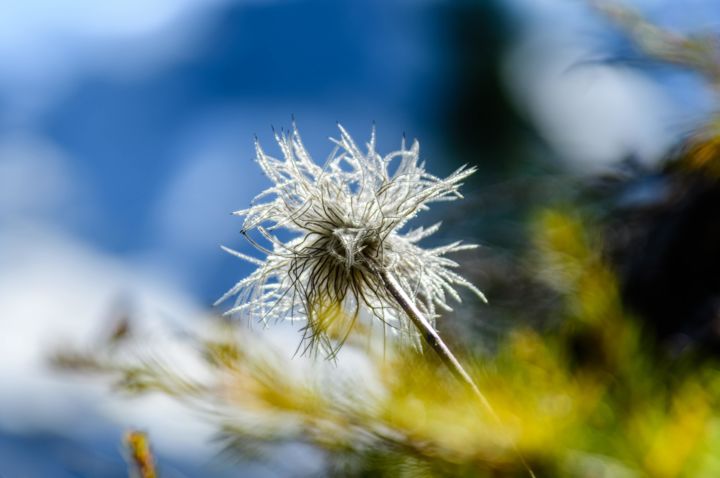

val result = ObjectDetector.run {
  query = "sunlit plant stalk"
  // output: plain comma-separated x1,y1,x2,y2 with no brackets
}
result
378,268,498,418
125,430,157,478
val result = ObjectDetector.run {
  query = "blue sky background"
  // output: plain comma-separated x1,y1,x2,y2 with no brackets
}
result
1,0,456,304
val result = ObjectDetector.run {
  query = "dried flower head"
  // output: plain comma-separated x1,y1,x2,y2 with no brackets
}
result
217,125,484,355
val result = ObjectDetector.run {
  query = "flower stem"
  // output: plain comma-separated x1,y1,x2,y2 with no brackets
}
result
379,269,536,478
379,270,496,414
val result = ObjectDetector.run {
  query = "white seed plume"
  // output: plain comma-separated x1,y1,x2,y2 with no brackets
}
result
217,125,485,355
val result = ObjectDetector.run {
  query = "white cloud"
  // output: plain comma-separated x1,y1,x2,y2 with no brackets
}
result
0,221,375,470
151,125,263,256
503,0,719,174
504,34,673,171
0,223,217,460
0,135,90,224
0,0,247,123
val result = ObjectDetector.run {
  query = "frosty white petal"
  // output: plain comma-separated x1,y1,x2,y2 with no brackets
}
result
219,125,483,354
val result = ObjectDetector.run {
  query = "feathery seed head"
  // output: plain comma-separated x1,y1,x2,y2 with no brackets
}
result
218,125,484,355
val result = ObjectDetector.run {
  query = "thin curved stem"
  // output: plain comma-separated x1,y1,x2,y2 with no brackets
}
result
378,269,536,478
378,270,496,415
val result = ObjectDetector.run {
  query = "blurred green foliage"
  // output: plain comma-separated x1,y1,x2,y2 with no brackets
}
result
53,208,720,477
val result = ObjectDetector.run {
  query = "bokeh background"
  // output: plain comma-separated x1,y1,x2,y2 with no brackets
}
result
0,0,717,476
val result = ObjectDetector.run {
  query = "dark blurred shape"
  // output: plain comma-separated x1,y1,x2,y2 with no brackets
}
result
434,0,537,175
567,327,612,371
602,137,720,356
423,1,565,343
